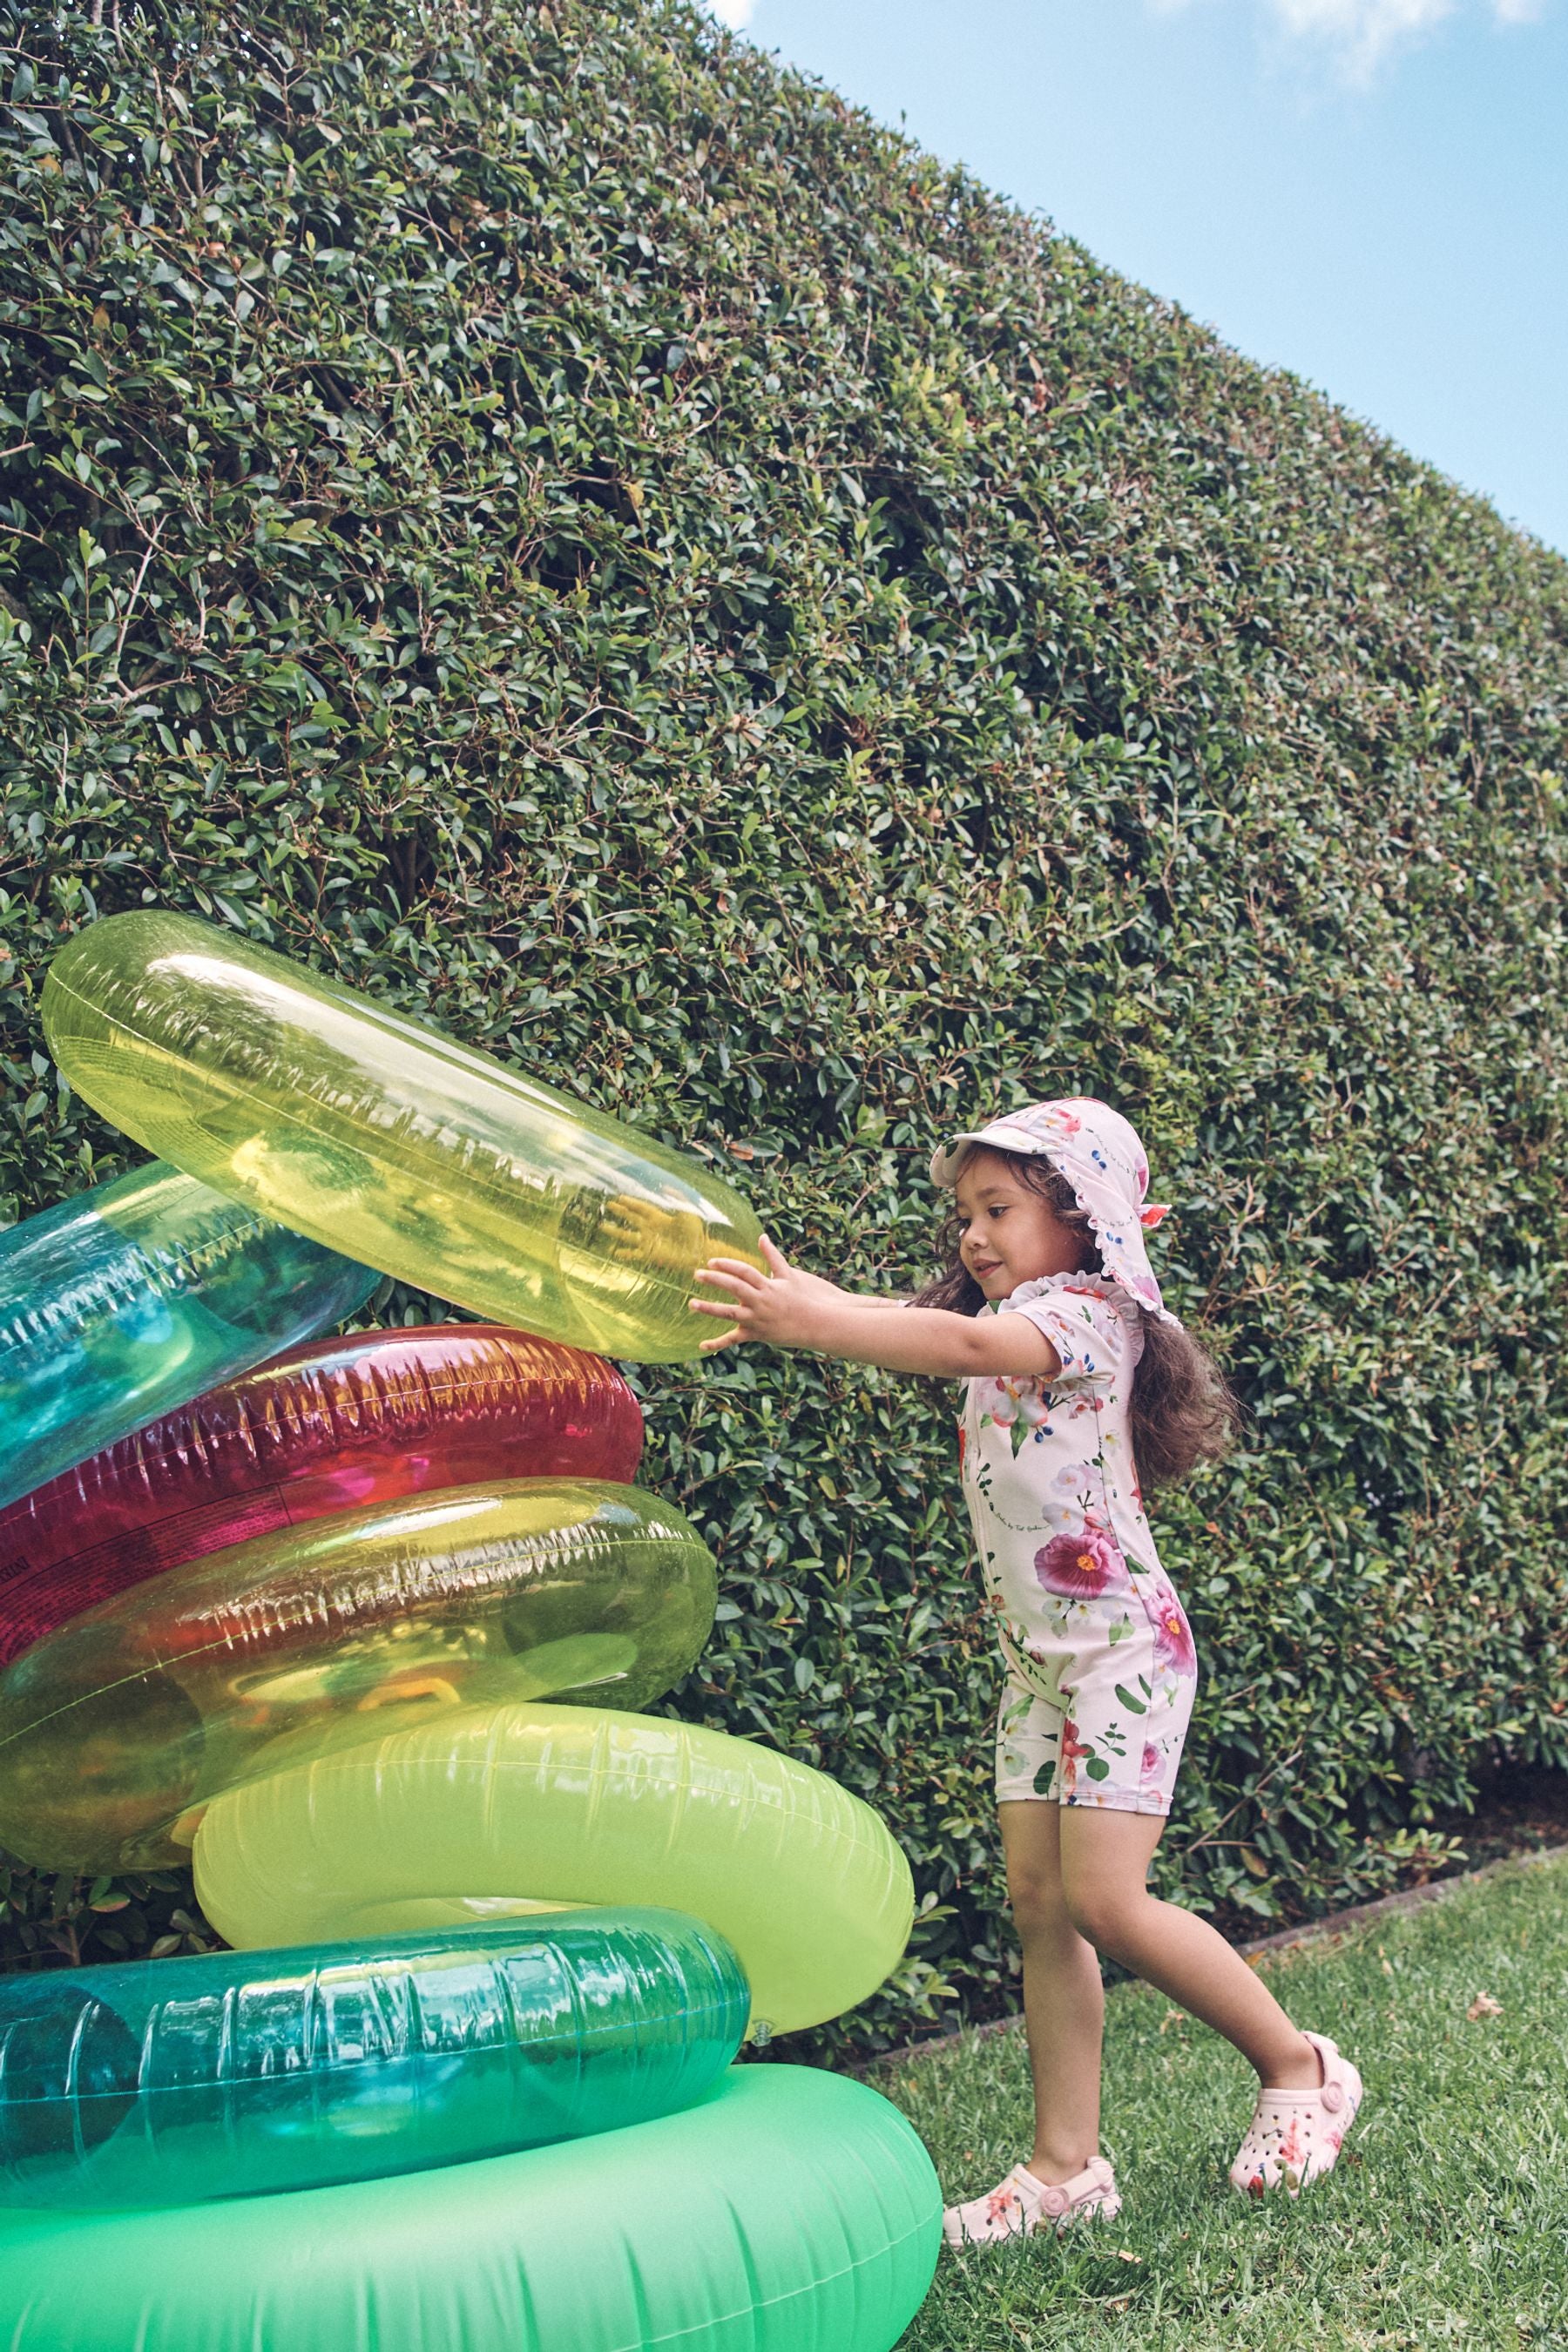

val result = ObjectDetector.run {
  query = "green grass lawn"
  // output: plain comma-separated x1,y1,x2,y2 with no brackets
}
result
883,1854,1568,2350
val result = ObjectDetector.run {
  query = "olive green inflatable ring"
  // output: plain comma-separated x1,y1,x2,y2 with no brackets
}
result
0,1483,716,1874
42,910,764,1362
195,1701,915,2036
0,2065,941,2352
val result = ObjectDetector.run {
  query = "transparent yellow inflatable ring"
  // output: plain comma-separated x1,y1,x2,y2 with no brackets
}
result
42,910,765,1362
0,1484,717,1875
194,1701,917,2038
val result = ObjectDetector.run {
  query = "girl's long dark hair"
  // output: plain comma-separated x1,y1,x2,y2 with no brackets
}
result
910,1152,1245,1499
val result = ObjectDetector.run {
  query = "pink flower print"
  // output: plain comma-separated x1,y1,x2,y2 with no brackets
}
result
985,1384,1019,1428
1051,1462,1099,1499
985,2186,1021,2226
983,1377,1051,1456
1148,1587,1197,1676
1278,2115,1307,2178
1058,1718,1091,1797
1140,1740,1162,1783
1034,1526,1130,1600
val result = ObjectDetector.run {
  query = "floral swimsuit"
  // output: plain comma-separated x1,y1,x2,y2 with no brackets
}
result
959,1269,1199,1815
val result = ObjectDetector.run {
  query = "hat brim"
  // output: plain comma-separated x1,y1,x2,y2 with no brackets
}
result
929,1125,1060,1189
929,1137,983,1189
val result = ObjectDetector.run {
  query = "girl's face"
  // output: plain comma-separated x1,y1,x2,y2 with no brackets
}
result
953,1149,1092,1304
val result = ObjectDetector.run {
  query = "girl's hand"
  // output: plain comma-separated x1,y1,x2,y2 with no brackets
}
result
599,1196,706,1277
690,1235,848,1354
693,1246,1062,1378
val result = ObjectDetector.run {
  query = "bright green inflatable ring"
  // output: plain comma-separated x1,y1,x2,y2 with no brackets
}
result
42,910,764,1362
0,2066,941,2352
0,1483,716,1874
195,1701,916,2037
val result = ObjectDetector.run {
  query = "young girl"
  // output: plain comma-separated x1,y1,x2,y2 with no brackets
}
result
692,1096,1363,2240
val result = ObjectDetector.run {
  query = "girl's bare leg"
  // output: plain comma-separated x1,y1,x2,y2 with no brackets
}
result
1055,1806,1321,2088
999,1799,1111,2182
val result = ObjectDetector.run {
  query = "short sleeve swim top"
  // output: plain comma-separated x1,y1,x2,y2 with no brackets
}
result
958,1268,1182,1698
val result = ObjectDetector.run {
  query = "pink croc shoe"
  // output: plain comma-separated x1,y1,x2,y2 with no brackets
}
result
1229,2029,1364,2199
943,2154,1121,2247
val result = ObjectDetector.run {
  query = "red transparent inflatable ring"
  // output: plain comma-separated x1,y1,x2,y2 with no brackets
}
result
0,1325,643,1667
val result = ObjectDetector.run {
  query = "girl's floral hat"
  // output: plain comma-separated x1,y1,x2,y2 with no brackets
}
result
929,1096,1184,1330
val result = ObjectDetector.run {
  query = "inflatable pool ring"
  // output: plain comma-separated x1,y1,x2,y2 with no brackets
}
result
0,1484,717,1872
0,1907,747,2207
0,1160,375,1515
0,2064,940,2352
194,1700,916,2036
0,1326,645,1668
43,911,765,1362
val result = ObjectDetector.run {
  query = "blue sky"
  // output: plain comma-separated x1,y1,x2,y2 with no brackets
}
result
706,0,1567,558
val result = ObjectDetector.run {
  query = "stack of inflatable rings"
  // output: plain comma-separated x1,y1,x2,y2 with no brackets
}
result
0,913,940,2352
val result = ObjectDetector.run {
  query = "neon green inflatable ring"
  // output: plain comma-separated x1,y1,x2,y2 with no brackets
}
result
195,1700,916,2038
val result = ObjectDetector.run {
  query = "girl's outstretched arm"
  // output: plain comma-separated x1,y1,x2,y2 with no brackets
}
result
693,1238,1061,1381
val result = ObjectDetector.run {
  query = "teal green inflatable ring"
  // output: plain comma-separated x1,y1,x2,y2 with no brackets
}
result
0,1909,747,2207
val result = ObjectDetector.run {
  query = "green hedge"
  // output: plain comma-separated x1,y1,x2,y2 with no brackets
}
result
2,0,1565,2056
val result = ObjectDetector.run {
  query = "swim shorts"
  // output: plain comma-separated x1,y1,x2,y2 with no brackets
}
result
993,1608,1198,1816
